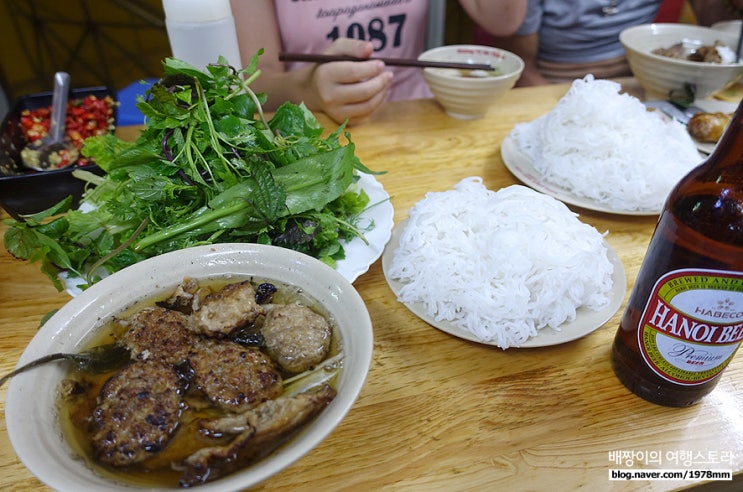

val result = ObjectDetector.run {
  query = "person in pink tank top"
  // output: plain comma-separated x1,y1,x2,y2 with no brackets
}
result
231,1,527,125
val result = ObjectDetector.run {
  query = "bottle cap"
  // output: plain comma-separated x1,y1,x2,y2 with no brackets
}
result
162,0,233,23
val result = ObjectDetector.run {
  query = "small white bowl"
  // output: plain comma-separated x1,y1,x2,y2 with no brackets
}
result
5,243,373,491
620,23,743,100
418,44,524,120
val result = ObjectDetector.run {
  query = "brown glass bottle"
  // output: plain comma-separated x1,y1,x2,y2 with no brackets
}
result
611,100,743,407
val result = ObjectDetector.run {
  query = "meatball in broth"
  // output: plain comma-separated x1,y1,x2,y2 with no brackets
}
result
262,304,332,374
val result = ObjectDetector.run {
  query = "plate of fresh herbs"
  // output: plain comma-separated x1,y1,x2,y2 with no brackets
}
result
3,53,392,292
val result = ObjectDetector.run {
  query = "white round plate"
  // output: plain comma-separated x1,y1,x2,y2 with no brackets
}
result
62,173,393,295
500,134,660,216
382,220,627,348
7,243,374,492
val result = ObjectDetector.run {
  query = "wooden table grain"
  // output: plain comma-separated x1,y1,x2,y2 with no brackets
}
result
1,81,741,491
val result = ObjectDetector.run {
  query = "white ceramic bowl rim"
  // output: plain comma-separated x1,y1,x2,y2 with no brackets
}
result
620,23,743,68
5,243,374,492
711,19,742,36
418,44,525,82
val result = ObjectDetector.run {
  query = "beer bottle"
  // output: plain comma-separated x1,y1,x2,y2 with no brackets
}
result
611,101,743,407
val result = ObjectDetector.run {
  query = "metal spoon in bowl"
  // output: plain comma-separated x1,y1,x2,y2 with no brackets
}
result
20,71,79,172
0,344,131,388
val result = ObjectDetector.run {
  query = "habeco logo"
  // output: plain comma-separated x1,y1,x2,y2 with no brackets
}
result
638,269,743,385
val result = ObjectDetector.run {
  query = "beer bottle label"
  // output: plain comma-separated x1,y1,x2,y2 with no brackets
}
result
637,268,743,385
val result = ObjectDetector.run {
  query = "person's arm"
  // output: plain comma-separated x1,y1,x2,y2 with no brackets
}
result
230,0,392,125
458,0,528,37
489,32,548,86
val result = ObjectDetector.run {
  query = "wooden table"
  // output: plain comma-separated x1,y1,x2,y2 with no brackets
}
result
1,81,741,491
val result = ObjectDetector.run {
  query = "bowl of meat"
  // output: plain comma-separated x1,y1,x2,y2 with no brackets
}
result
4,243,373,491
0,86,116,219
620,23,743,100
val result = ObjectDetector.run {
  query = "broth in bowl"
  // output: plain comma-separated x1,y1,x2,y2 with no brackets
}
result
57,276,342,488
5,243,373,492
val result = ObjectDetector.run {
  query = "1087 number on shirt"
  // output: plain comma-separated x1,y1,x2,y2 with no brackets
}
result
326,14,406,51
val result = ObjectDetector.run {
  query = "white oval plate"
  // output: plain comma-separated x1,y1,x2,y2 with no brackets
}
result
7,243,374,492
500,134,660,216
335,172,394,282
382,220,627,348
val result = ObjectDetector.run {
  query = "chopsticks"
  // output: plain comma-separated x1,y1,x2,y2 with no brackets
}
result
279,52,496,71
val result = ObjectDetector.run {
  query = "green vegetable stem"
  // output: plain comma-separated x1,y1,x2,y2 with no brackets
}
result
3,53,381,292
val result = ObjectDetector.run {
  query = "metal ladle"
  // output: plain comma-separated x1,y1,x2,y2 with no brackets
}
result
20,71,79,171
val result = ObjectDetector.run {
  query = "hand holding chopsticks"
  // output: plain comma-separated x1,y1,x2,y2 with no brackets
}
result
279,52,496,71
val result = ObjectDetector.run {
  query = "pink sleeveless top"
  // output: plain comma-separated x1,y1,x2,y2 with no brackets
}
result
274,0,433,101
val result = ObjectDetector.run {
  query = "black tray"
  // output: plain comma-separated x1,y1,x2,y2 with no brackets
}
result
0,86,116,220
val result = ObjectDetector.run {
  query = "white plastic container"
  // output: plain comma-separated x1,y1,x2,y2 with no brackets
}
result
162,0,242,70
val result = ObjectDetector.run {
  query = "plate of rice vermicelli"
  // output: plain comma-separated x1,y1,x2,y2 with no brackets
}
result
382,177,626,349
501,76,704,216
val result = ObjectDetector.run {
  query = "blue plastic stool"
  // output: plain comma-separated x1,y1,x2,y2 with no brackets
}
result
117,78,158,126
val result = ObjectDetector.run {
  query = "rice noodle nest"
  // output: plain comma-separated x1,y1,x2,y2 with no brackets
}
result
510,75,702,212
387,177,615,349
